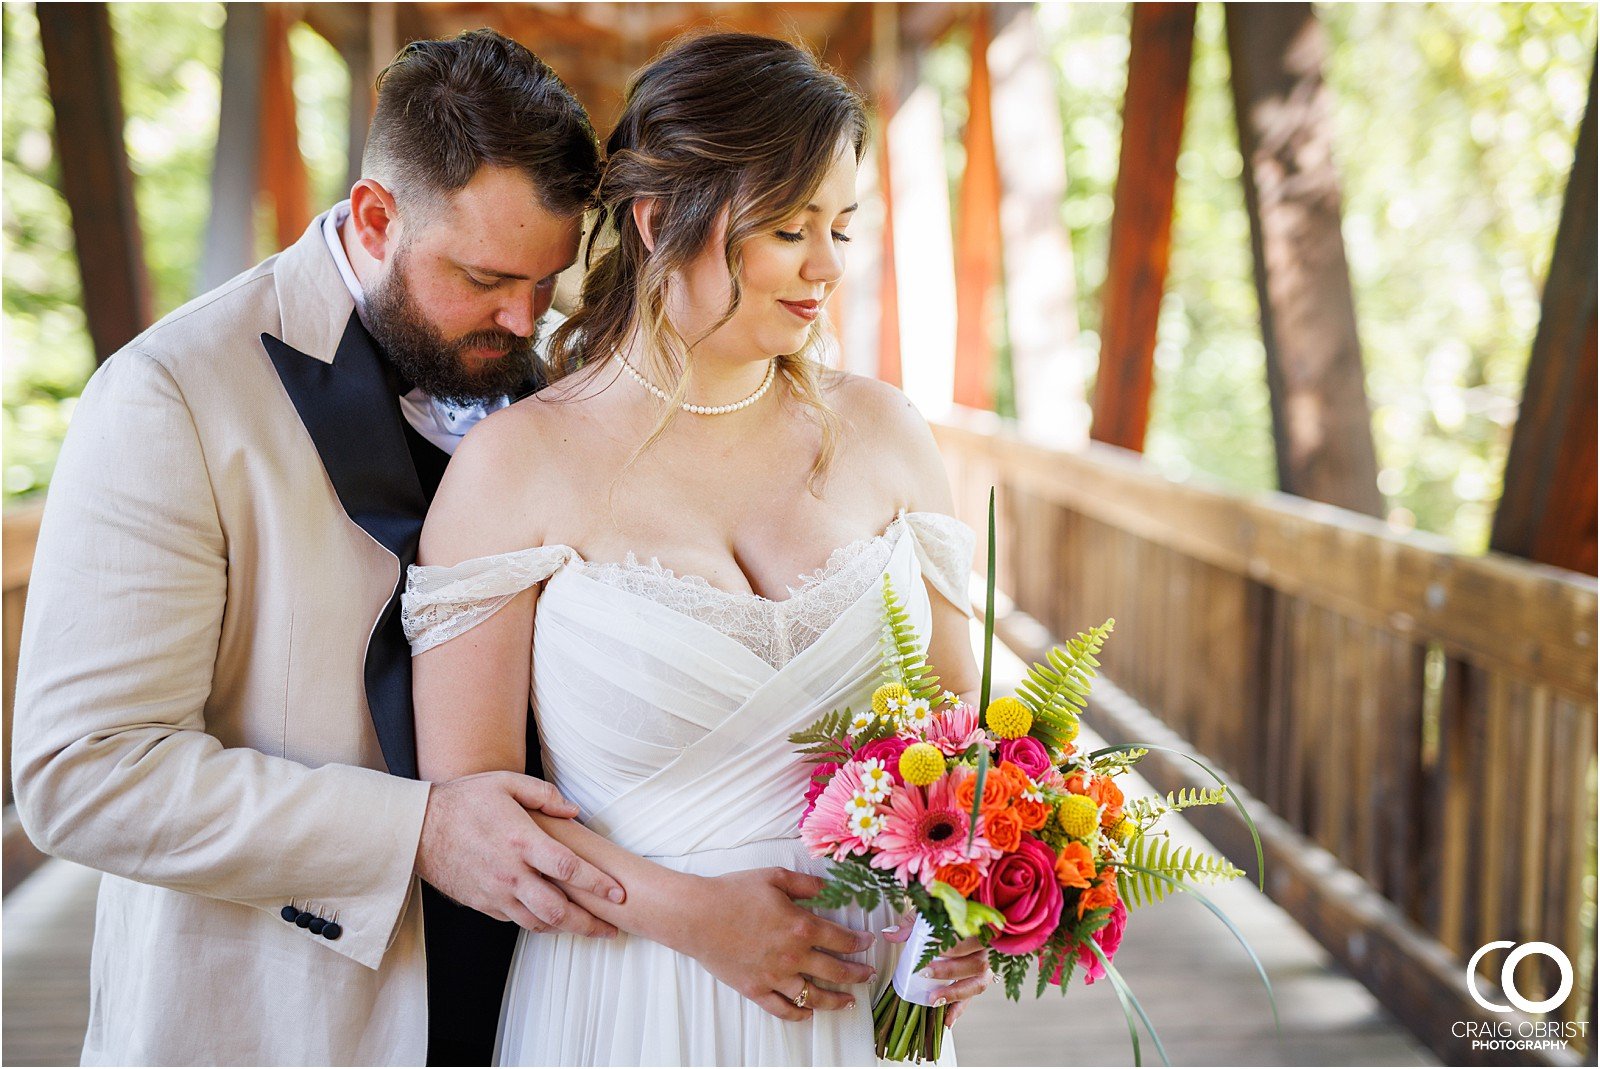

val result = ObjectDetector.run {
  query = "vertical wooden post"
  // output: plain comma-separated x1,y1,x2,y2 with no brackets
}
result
199,2,265,291
952,6,1003,411
873,3,902,388
259,6,312,250
1226,3,1383,515
36,2,151,364
1490,56,1597,576
1090,3,1195,452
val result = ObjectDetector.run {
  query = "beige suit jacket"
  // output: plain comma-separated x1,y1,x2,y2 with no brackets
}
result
12,216,434,1065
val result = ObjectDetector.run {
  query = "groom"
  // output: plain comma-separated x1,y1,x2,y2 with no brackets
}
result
11,30,622,1066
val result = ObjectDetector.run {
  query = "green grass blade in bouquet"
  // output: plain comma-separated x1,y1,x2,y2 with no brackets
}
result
967,487,996,851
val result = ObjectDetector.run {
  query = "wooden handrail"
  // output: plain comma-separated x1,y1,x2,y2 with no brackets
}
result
934,411,1597,698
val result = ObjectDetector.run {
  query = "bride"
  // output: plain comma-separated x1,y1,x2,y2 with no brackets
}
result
404,33,991,1065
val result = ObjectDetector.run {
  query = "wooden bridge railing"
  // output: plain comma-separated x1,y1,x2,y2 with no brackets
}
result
934,411,1597,1067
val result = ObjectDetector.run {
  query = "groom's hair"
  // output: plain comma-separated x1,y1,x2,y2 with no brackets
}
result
363,29,600,218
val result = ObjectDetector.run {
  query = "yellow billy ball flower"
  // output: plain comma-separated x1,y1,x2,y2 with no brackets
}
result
898,743,947,787
1063,716,1081,742
1111,816,1136,844
872,683,912,719
1056,795,1099,840
985,697,1033,739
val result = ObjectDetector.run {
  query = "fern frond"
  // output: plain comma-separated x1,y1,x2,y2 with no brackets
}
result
1013,619,1114,754
1117,832,1245,908
1090,747,1147,777
801,862,908,912
880,574,942,702
788,709,855,748
1123,786,1231,828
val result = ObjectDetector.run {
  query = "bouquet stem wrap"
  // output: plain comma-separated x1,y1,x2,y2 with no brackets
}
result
873,915,946,1063
890,916,944,1006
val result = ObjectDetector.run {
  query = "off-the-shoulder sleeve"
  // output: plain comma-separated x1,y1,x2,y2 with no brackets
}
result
402,545,576,654
904,512,977,617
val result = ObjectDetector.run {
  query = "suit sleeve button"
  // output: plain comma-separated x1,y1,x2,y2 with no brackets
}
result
295,912,314,928
321,922,342,941
308,918,327,935
280,906,299,923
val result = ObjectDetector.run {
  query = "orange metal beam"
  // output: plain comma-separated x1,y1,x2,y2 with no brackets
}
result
952,6,1002,411
1090,2,1195,452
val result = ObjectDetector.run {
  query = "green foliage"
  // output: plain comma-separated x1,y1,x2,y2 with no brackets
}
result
1124,786,1231,830
990,947,1032,1002
787,707,893,765
1033,904,1112,999
1118,833,1245,908
1090,746,1148,777
1034,2,1597,553
1014,618,1114,755
801,862,909,914
879,574,942,703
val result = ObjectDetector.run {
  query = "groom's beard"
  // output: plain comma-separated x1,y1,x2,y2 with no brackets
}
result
365,247,540,406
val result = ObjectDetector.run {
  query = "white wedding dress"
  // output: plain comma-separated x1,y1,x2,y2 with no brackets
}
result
403,511,974,1066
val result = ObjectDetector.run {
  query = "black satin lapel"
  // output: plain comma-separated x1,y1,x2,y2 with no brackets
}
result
262,312,423,779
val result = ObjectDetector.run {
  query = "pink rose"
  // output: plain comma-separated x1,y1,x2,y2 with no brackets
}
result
1077,899,1128,984
801,762,839,821
997,736,1051,782
854,736,911,784
976,838,1063,955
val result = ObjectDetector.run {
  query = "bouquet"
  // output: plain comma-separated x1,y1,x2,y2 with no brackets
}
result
791,492,1271,1064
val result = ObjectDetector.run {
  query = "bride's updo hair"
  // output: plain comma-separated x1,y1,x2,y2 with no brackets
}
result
546,32,868,484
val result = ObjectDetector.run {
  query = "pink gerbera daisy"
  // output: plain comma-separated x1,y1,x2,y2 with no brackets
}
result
799,761,882,861
871,775,1001,885
924,703,989,756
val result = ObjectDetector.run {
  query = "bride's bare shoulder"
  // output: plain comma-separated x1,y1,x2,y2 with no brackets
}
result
823,372,952,511
418,374,606,563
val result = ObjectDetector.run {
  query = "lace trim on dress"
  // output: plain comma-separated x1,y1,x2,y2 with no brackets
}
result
400,512,976,666
402,544,575,654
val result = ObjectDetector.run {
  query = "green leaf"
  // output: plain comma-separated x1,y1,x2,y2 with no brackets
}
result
927,880,1006,939
1014,619,1115,756
1089,742,1266,891
1118,833,1244,907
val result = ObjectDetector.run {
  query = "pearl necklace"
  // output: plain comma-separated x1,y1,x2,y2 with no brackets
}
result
614,354,777,415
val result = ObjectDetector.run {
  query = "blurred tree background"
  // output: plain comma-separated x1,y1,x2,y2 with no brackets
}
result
4,2,1595,556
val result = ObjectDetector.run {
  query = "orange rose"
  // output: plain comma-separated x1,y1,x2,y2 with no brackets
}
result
1055,841,1095,889
1090,776,1125,826
1063,770,1092,796
986,808,1023,852
1077,867,1120,918
933,861,982,897
1013,796,1052,831
956,766,1019,814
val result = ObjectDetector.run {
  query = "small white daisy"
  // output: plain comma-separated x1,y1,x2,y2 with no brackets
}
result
849,811,887,842
859,759,893,802
848,710,876,735
902,697,934,731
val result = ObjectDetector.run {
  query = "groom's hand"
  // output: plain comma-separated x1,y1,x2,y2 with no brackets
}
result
415,771,625,937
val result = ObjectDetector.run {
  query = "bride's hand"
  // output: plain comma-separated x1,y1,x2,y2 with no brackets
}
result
670,867,877,1022
883,913,994,1026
